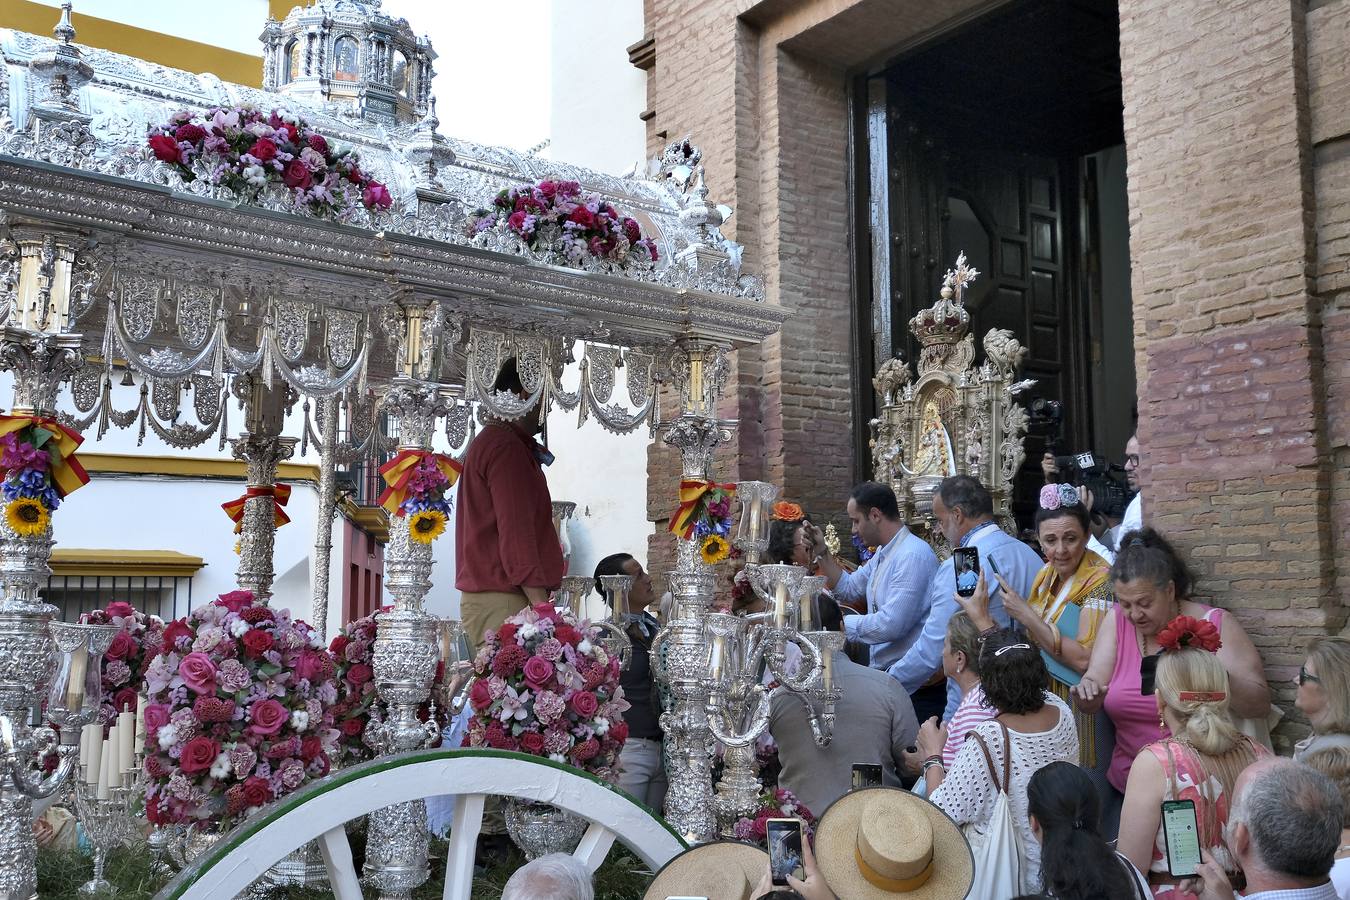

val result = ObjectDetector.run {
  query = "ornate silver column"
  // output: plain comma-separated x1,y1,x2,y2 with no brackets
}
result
309,393,340,640
229,376,297,602
364,303,451,900
0,221,92,900
652,339,733,842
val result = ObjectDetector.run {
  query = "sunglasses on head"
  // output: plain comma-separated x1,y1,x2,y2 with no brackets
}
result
1299,666,1321,686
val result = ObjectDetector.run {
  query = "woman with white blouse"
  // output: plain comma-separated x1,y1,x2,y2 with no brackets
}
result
917,627,1081,895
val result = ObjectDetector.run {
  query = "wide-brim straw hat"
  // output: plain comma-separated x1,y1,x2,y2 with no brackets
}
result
643,840,769,900
814,787,973,899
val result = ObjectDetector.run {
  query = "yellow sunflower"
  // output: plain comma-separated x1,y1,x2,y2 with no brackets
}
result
409,508,448,544
700,533,730,565
5,497,50,537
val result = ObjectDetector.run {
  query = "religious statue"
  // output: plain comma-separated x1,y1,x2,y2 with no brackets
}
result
903,398,957,478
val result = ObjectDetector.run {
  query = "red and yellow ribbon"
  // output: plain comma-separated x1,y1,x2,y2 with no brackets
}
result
667,478,735,540
222,484,292,533
0,413,90,498
377,449,462,516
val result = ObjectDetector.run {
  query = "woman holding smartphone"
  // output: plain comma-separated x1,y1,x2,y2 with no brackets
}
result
1116,629,1269,897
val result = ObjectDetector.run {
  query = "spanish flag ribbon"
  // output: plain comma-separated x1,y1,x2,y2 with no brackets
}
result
377,449,462,516
667,478,736,540
0,414,90,498
222,484,292,533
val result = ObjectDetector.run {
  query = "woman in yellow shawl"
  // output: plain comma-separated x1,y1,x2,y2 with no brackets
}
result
957,483,1112,754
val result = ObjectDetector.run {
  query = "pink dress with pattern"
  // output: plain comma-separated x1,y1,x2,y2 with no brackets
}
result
1144,736,1270,898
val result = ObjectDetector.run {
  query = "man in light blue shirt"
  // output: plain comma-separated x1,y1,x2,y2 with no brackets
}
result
885,475,1043,722
806,483,939,702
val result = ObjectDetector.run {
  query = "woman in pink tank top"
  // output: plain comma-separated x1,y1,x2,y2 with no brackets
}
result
1072,530,1270,795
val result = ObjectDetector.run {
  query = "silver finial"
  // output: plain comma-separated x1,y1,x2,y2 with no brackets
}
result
54,2,76,45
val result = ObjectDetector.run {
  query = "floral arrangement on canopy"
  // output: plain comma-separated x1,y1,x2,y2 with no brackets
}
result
668,479,735,566
377,450,462,544
328,611,452,764
0,415,89,536
466,603,629,779
142,591,339,826
80,601,166,728
732,786,815,845
467,178,660,269
147,106,393,221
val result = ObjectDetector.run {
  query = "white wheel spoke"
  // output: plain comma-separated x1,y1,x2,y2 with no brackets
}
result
317,826,362,900
442,793,485,900
572,822,617,871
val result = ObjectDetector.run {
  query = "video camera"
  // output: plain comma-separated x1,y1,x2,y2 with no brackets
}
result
1026,397,1133,520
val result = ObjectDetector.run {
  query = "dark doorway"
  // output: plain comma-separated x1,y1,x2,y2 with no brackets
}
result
852,0,1133,527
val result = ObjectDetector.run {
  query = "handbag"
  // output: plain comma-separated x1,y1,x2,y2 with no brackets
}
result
964,722,1024,899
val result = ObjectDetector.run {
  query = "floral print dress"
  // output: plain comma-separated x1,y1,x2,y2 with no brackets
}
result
1145,736,1271,898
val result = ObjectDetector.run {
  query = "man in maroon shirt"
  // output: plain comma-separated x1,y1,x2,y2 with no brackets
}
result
455,358,565,651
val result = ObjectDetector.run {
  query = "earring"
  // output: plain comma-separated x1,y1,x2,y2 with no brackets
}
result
1159,711,1167,730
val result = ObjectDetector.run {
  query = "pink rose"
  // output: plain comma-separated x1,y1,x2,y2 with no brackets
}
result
537,180,559,200
362,181,392,210
293,649,324,682
179,736,220,775
215,590,254,613
469,679,492,711
105,631,136,660
104,602,136,619
178,652,218,695
143,704,171,732
570,691,599,718
248,699,288,736
282,159,313,190
522,656,554,689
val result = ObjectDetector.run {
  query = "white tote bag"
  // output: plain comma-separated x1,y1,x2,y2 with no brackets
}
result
963,723,1024,899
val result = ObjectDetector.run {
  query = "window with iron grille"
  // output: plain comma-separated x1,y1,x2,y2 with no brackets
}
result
44,573,194,623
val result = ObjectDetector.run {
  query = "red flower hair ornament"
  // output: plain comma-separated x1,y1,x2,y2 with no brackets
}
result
1157,615,1222,654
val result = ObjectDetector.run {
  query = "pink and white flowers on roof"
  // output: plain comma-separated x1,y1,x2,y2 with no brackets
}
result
147,106,392,222
467,178,660,270
142,590,338,827
466,602,629,780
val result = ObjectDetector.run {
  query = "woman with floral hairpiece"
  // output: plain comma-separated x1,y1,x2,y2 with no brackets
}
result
958,483,1114,765
1116,626,1269,897
1071,529,1270,821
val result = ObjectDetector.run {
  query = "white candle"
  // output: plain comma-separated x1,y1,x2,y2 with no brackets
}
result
709,635,726,680
84,728,102,786
774,581,788,629
65,645,88,712
117,711,135,772
134,694,147,755
800,593,814,631
823,651,834,694
96,740,111,800
748,499,762,542
106,724,120,777
79,723,96,772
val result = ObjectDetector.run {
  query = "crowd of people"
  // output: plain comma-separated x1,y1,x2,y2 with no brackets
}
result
451,361,1346,899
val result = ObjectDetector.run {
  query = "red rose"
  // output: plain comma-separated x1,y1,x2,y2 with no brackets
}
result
241,775,272,807
179,736,220,775
519,731,546,754
507,210,532,234
104,601,136,619
282,159,313,190
113,688,138,712
568,206,596,229
241,629,274,658
340,717,365,737
622,217,642,244
174,123,206,144
554,625,581,646
752,810,773,840
245,137,277,162
345,165,363,184
307,133,329,154
570,691,599,718
609,721,629,744
215,590,255,612
162,619,193,649
248,699,288,736
281,122,300,145
299,736,323,761
149,134,181,163
469,679,493,711
498,623,519,643
146,794,166,825
105,631,136,660
346,663,373,686
329,635,350,655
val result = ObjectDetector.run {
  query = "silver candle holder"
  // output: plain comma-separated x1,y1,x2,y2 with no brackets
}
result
733,481,778,565
432,618,473,718
71,753,145,895
554,575,595,620
595,574,635,670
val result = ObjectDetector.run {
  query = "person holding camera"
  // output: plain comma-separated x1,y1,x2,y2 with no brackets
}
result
1041,450,1123,563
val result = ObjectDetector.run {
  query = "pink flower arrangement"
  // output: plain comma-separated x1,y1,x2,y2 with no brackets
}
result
142,591,338,826
467,179,659,269
147,106,392,222
732,787,815,845
80,602,166,728
465,603,629,780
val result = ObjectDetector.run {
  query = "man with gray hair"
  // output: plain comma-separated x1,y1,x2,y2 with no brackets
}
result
1185,757,1343,900
501,853,594,900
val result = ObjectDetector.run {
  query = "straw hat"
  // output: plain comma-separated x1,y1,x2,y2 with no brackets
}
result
813,788,973,899
643,840,769,900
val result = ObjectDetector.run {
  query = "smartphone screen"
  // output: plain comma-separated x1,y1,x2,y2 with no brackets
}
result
851,763,883,790
1162,799,1201,877
1140,654,1160,696
766,818,805,886
953,546,980,597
